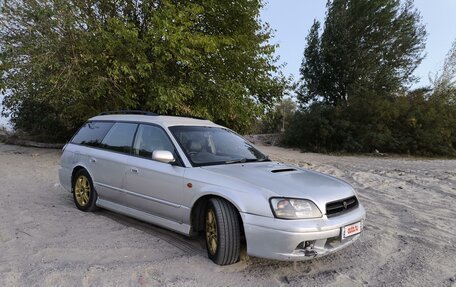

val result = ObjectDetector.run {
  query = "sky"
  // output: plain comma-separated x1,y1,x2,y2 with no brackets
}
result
1,0,456,128
261,0,456,88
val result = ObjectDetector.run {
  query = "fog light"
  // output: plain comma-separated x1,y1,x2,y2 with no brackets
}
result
304,241,315,249
297,241,315,250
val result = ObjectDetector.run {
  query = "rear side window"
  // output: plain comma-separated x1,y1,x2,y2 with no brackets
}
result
100,122,138,154
71,121,114,147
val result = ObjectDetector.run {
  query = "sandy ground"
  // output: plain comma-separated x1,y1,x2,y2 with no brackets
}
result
0,142,455,287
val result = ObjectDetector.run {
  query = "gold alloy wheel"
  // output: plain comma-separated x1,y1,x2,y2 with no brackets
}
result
74,175,91,207
205,209,218,255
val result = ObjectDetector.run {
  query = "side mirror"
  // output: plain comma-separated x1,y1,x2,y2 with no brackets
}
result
152,150,175,164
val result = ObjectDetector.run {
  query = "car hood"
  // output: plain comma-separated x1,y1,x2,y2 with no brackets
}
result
201,161,355,212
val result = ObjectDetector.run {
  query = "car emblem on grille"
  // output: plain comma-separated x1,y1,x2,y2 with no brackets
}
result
343,201,348,209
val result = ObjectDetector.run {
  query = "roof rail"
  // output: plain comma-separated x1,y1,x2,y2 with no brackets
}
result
98,110,158,116
187,116,207,120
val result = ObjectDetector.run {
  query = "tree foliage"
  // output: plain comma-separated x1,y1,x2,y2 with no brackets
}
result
0,0,286,141
285,88,456,156
431,39,456,104
254,97,296,134
298,0,426,106
297,20,321,104
286,0,456,156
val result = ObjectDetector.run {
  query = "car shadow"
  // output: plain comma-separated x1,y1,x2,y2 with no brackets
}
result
95,209,207,257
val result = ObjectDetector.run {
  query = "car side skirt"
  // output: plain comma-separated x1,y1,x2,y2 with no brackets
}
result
96,199,192,236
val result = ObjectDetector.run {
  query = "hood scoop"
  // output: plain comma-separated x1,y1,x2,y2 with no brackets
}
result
271,168,297,173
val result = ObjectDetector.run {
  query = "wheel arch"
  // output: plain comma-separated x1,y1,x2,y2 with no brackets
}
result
190,194,245,239
71,165,90,192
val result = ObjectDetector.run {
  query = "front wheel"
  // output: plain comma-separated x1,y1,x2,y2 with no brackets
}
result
205,198,241,265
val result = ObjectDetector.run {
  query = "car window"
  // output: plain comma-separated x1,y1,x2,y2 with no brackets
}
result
71,121,114,147
133,124,176,159
100,122,137,154
169,126,267,166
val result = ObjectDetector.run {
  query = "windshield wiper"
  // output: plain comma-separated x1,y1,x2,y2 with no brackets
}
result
257,155,270,162
225,157,269,164
224,158,248,164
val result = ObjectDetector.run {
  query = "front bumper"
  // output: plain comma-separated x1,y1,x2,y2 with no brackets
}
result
241,205,366,261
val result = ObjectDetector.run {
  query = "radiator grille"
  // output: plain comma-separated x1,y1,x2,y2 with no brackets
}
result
326,196,358,217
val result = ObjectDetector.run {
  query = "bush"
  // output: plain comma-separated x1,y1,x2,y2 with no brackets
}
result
10,98,70,143
284,90,456,157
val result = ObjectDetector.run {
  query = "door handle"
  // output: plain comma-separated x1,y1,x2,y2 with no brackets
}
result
131,168,139,173
90,158,97,163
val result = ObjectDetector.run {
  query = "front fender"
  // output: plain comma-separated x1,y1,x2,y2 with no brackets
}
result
183,168,277,219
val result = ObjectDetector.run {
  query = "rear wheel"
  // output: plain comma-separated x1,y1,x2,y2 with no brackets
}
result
205,198,240,265
73,169,98,212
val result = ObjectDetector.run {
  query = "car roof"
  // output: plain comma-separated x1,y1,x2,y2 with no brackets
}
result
88,114,222,128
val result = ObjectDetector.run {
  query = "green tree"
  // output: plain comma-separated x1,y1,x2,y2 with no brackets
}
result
314,0,426,106
256,98,296,134
431,39,456,103
0,0,286,141
297,20,321,105
287,0,435,154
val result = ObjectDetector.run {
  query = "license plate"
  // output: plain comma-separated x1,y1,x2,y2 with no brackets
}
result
341,221,362,239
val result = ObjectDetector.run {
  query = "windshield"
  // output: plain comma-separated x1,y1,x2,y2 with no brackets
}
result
169,126,269,167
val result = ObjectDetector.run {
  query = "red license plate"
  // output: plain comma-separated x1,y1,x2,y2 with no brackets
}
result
341,221,362,239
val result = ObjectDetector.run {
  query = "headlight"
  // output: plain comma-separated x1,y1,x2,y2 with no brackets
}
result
270,198,322,219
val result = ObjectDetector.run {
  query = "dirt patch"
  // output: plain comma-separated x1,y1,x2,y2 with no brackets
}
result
0,143,455,286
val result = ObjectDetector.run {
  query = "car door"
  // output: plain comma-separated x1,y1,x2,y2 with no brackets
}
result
90,122,138,205
123,124,186,223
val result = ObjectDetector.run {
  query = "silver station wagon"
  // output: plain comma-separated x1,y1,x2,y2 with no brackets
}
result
59,111,365,265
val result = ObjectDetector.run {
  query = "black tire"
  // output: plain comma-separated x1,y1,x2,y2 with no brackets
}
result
204,198,241,265
72,169,98,212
